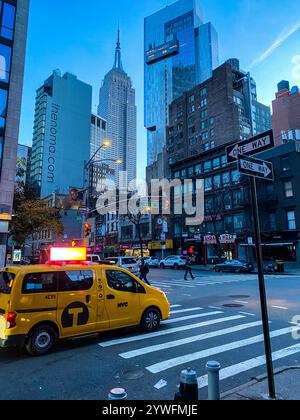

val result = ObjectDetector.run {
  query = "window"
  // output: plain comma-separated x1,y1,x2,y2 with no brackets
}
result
200,98,207,107
200,120,208,130
59,271,93,292
233,214,245,231
284,181,294,198
200,87,207,96
268,213,277,231
222,171,230,186
195,164,202,175
281,157,290,172
231,169,240,184
213,157,220,170
221,155,227,167
188,167,194,176
188,95,195,103
201,131,209,141
213,174,221,189
210,117,215,126
210,128,215,137
204,160,212,173
287,211,296,230
188,116,195,125
200,109,208,118
22,272,58,294
1,2,16,40
0,43,12,83
188,126,195,136
0,271,15,295
189,105,195,114
205,177,212,192
106,270,136,293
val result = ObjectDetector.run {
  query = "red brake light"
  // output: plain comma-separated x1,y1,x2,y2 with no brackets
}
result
7,312,17,329
50,247,87,262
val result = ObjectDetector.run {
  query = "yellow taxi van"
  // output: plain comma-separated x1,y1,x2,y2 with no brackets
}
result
0,247,170,356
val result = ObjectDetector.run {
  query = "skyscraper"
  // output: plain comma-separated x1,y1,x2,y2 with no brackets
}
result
0,0,29,267
30,70,92,198
144,0,219,166
98,30,137,186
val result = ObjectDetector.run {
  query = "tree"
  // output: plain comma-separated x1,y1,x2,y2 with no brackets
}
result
10,199,64,255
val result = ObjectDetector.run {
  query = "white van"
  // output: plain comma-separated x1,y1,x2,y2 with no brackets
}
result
104,256,138,274
87,254,102,264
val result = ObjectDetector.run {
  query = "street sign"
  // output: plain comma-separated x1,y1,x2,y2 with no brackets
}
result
226,130,274,163
238,155,274,181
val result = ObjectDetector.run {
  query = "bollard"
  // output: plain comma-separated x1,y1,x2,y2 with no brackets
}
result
108,388,128,400
175,368,199,401
206,361,221,401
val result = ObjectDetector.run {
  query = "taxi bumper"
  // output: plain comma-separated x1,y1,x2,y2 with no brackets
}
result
0,335,26,349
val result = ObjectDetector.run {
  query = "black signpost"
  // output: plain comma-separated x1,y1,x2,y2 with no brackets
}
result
232,130,276,400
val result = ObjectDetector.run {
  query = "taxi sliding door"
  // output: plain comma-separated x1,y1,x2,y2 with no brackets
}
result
57,270,97,338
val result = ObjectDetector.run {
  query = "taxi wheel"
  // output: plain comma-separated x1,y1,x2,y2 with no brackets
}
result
141,308,161,332
25,325,57,356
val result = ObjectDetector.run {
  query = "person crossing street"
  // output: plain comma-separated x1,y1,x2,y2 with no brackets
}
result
184,257,195,281
140,260,151,285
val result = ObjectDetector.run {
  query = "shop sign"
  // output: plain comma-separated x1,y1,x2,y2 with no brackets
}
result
220,234,237,244
148,240,173,250
204,235,217,245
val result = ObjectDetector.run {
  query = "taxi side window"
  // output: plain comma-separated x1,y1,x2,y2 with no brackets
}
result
22,272,57,294
106,270,136,293
58,271,93,292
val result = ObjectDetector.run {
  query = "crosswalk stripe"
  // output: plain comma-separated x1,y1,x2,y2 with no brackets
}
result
152,282,196,289
120,320,262,359
164,311,223,324
98,314,242,348
146,326,296,374
197,340,300,389
170,307,203,315
170,305,182,309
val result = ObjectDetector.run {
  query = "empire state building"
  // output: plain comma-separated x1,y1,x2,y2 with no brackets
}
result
98,30,137,186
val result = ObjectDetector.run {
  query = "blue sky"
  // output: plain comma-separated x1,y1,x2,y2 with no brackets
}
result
19,0,300,178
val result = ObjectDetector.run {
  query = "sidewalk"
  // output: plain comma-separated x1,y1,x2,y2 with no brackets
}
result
192,263,300,276
222,366,300,400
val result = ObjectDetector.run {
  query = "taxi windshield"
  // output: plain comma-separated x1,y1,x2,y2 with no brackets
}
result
0,271,15,295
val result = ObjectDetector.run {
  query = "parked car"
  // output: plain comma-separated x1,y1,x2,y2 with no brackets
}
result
136,257,160,269
160,256,187,270
264,262,278,273
104,256,138,274
213,260,254,273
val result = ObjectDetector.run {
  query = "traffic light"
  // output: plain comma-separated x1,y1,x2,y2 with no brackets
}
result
84,223,92,238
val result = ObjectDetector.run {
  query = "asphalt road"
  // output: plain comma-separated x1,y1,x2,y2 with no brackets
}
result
0,268,300,400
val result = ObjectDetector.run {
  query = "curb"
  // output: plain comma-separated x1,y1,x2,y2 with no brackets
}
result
221,366,300,400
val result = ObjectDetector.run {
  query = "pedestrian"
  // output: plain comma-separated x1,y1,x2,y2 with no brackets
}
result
140,261,151,285
184,257,195,281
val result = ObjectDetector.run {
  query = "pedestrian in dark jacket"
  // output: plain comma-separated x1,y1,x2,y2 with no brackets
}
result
184,257,195,281
140,261,151,285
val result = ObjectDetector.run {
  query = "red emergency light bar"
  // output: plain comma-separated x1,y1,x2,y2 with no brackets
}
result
50,247,87,262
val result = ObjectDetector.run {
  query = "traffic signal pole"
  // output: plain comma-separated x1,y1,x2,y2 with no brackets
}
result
250,176,276,400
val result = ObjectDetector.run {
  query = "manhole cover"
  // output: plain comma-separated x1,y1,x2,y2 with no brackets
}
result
228,295,250,299
121,369,145,380
223,304,244,308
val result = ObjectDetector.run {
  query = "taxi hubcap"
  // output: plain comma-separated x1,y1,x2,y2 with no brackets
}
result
146,312,158,329
35,332,51,349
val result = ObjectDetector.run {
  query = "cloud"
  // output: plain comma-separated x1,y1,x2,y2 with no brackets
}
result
250,20,300,68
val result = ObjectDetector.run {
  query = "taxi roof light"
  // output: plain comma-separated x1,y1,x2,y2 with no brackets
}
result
50,247,87,263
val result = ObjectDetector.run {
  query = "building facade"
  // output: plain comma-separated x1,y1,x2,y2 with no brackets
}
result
98,30,137,186
144,0,219,166
90,114,107,162
0,0,29,267
16,143,31,184
165,59,271,167
30,70,92,198
272,81,300,146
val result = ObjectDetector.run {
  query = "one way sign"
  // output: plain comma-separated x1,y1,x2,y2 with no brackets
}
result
238,155,274,181
226,130,274,163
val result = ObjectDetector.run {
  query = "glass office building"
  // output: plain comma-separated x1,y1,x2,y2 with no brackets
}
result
30,70,92,198
145,0,219,165
0,0,29,267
